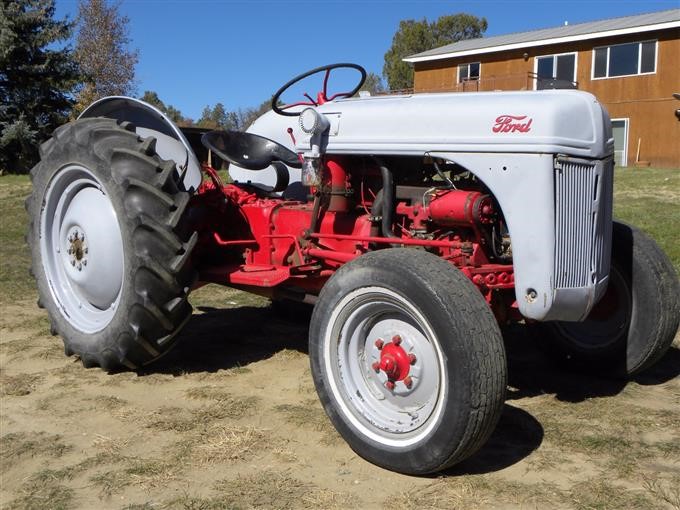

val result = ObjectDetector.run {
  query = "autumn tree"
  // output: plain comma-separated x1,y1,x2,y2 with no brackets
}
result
383,13,487,90
73,0,138,114
0,0,80,173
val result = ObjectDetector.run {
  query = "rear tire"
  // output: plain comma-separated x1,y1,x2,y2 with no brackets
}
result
540,221,679,376
309,248,507,475
27,118,197,370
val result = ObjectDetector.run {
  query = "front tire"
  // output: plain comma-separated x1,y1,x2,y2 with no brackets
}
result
541,221,679,376
27,118,197,370
309,249,507,475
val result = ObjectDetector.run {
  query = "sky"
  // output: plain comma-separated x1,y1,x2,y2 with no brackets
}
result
55,0,679,120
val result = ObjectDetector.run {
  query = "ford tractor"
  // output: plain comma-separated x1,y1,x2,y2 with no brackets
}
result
27,63,679,475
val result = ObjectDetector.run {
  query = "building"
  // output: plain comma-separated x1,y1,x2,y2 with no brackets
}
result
404,9,680,168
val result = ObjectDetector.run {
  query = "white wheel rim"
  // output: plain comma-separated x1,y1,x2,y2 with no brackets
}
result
40,164,125,333
323,287,447,447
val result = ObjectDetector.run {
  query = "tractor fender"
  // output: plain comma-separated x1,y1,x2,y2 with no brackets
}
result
79,96,202,192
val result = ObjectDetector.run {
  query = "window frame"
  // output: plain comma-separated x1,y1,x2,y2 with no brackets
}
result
591,40,658,80
532,51,578,90
457,62,481,83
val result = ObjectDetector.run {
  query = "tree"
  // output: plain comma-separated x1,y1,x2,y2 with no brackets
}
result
0,0,80,173
359,72,386,95
197,103,229,129
73,0,137,114
383,13,487,91
195,97,274,132
139,90,184,123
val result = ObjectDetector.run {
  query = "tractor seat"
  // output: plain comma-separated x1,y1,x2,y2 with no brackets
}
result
201,130,301,171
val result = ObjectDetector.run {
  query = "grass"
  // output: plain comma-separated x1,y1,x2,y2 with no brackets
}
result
275,399,342,445
165,470,355,510
0,431,72,464
0,372,43,396
613,166,680,271
0,174,34,305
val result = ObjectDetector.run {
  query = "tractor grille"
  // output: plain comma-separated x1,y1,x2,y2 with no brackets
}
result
554,157,613,289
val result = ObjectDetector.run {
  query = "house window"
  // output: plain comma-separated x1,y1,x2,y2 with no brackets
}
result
457,62,480,83
535,52,576,89
593,40,657,78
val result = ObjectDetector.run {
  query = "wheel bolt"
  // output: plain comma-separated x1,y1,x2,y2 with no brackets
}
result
71,260,76,266
374,339,384,350
392,335,402,346
77,263,82,271
68,247,73,255
385,380,395,391
82,260,87,266
372,361,380,372
84,248,88,254
403,376,413,389
408,353,417,365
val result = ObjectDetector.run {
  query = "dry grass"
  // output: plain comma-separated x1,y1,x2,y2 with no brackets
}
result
165,470,355,510
169,424,269,466
274,399,341,445
568,479,658,510
0,431,72,464
0,372,43,396
89,457,179,497
643,475,680,510
6,476,75,510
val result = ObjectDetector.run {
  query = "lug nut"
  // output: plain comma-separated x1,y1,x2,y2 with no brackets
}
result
372,361,380,372
408,353,417,365
71,260,76,266
374,339,384,350
392,335,402,346
385,381,395,391
82,260,87,266
403,376,413,389
84,247,88,254
77,263,82,271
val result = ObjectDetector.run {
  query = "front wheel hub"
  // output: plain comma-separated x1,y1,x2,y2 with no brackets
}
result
375,337,413,387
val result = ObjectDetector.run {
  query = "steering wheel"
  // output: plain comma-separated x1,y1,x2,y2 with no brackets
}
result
271,63,367,117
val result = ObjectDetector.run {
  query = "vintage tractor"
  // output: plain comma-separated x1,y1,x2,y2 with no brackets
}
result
27,64,679,475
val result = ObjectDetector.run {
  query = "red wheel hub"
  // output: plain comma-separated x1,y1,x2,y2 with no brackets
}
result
373,335,415,387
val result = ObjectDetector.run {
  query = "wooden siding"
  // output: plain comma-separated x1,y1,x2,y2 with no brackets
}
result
413,29,680,167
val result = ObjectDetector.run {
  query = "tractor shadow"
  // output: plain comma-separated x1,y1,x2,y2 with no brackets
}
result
140,304,310,375
448,325,679,476
502,323,680,403
139,305,679,476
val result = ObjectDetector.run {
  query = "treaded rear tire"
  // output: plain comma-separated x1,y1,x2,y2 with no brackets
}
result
540,221,679,376
309,248,507,475
27,118,197,371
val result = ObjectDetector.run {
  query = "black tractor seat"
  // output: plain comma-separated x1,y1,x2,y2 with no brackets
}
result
201,130,301,171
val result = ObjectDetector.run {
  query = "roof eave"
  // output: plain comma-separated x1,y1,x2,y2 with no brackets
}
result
404,20,680,63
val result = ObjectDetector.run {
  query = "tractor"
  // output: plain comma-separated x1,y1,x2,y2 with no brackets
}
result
27,63,679,475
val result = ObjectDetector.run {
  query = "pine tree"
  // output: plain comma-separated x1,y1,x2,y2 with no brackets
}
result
139,90,185,123
383,14,487,91
0,0,80,173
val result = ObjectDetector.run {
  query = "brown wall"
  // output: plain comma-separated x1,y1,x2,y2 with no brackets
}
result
413,29,680,167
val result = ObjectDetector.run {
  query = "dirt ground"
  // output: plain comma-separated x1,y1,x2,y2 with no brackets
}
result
1,282,679,510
